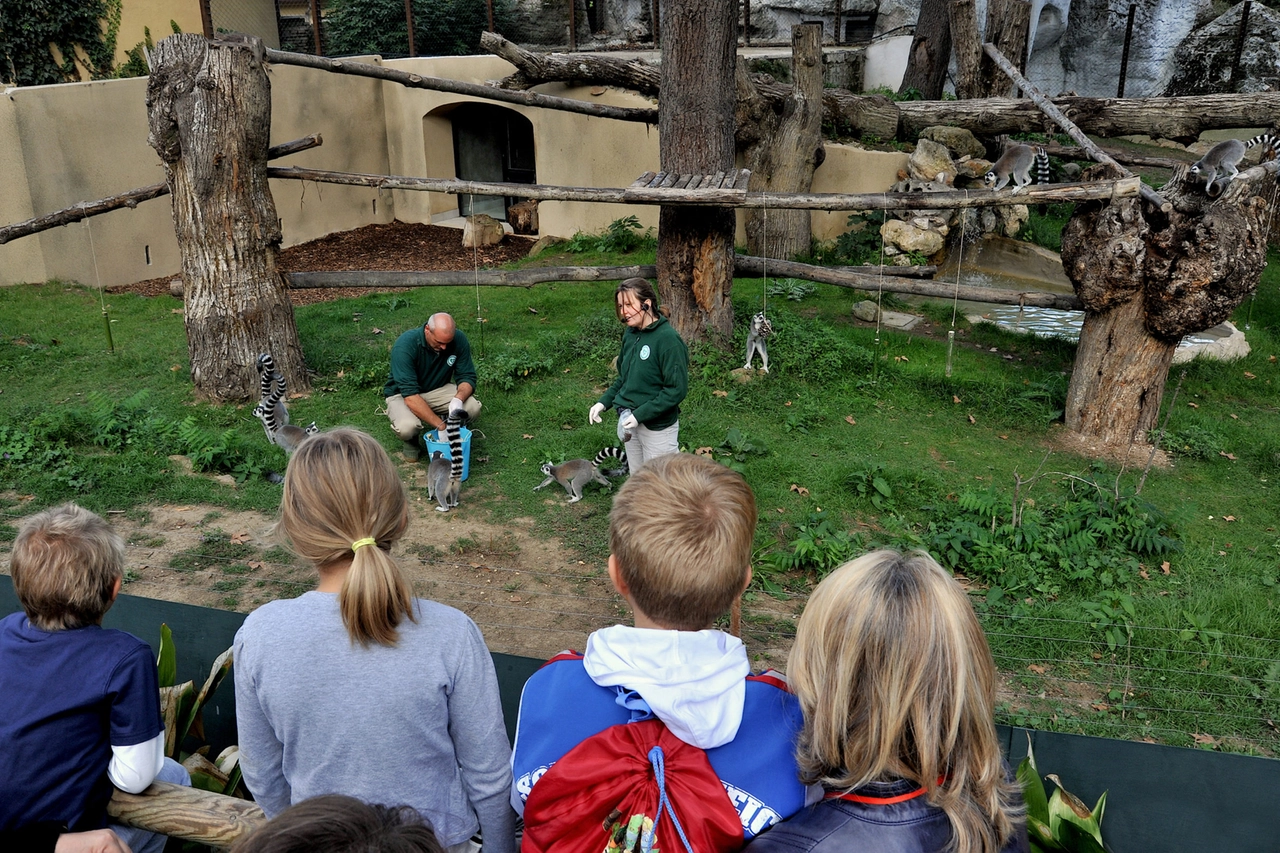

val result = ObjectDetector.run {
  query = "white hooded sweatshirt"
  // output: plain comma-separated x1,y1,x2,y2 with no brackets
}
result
582,624,751,750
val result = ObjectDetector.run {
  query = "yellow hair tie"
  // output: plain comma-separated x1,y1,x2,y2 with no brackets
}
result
351,537,377,552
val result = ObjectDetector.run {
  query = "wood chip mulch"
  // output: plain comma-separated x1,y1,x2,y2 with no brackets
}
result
108,221,538,306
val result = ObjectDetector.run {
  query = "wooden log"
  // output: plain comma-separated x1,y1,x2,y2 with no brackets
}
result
981,42,1169,211
0,134,323,246
734,254,1083,309
287,265,660,288
631,171,656,187
108,781,265,850
263,48,658,125
268,165,1140,210
1042,141,1190,170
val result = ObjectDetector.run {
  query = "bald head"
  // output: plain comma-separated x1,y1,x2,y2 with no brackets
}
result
425,313,456,352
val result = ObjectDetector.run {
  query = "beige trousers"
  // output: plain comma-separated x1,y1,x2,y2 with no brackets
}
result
386,385,482,441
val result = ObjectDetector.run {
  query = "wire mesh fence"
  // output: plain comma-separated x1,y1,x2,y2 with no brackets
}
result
3,504,1276,757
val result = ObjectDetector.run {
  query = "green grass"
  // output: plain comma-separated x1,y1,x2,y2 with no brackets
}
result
2,242,1279,755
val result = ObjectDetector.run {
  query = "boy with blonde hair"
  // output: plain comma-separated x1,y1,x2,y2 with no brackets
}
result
0,503,188,853
511,454,815,851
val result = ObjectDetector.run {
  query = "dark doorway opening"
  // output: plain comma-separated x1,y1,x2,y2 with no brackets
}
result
451,104,536,220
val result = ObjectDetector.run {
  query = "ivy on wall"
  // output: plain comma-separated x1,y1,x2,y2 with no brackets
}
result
0,0,120,87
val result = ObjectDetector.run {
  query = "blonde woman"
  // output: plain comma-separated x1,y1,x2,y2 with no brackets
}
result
746,550,1028,853
234,429,515,853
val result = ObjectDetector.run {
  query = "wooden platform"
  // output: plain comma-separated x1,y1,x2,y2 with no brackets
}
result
622,169,752,203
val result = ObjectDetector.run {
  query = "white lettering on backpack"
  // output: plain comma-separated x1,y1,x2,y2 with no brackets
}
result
722,782,781,835
515,763,554,802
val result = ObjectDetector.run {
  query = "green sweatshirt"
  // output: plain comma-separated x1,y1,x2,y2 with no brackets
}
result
383,325,478,398
598,316,688,430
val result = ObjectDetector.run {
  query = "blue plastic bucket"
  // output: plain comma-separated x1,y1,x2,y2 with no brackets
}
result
421,425,472,481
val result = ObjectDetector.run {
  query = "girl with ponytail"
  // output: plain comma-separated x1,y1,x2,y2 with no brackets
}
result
234,428,515,853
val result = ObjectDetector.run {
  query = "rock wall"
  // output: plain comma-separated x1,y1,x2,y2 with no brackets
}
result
1056,0,1210,97
1165,2,1280,96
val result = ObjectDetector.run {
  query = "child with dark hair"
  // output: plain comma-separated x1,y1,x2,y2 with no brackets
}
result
231,794,444,853
0,503,189,853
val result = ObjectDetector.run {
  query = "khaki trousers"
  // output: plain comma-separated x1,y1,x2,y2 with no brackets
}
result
386,386,482,442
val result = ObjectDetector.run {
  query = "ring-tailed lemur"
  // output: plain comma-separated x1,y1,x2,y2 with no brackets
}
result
983,144,1050,192
1188,134,1279,194
427,415,464,512
533,448,625,503
593,446,628,478
743,312,773,372
254,354,289,442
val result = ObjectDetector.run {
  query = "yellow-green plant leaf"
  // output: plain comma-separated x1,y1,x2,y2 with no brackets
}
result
176,646,233,753
1054,818,1108,853
1017,736,1050,826
1090,790,1107,827
1048,786,1104,846
157,623,176,688
1027,815,1067,852
182,750,229,790
158,681,194,758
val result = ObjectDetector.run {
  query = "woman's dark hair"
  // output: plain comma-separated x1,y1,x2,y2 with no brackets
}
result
614,277,669,321
231,794,444,853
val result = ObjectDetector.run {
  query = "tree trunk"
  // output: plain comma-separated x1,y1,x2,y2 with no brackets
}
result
740,23,824,261
656,0,738,344
898,0,953,100
950,0,982,99
979,0,1030,97
147,34,308,402
1060,163,1270,449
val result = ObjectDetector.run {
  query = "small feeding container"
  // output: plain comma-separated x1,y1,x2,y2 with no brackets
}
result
421,425,472,481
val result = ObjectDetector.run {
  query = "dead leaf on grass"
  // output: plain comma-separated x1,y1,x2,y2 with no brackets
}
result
789,484,810,497
844,415,857,426
1192,733,1219,747
968,414,976,424
1161,561,1172,575
952,395,962,404
1219,451,1238,461
247,561,262,570
1188,402,1199,408
1244,371,1257,379
1139,568,1150,580
230,532,250,545
713,390,728,397
695,446,714,457
522,434,534,439
1027,664,1047,675
1224,515,1236,522
371,327,384,335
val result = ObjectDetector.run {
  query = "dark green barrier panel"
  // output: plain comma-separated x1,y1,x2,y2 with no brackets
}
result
7,578,1278,852
1001,725,1280,853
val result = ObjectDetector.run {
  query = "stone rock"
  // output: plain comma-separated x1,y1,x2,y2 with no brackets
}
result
852,300,880,322
919,126,986,160
527,234,565,258
1060,162,1083,180
1172,321,1252,364
463,214,504,248
908,138,956,182
1001,204,1030,238
1054,0,1208,97
955,159,993,186
168,279,183,298
1165,2,1280,96
881,218,945,256
507,200,539,235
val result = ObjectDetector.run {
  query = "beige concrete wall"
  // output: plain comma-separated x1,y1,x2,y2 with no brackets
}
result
116,1,206,65
1,52,906,288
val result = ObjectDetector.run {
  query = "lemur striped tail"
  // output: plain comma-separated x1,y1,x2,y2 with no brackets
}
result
1247,133,1280,159
1033,147,1050,185
593,446,627,477
446,415,464,483
256,354,276,402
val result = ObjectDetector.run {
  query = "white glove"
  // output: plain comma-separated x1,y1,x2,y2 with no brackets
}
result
448,397,466,418
588,403,606,424
619,412,638,430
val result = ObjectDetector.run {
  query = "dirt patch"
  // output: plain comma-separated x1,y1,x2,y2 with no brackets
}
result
1043,424,1172,470
109,222,538,307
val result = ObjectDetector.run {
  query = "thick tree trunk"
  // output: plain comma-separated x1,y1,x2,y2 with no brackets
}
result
1060,163,1270,448
979,0,1030,97
656,0,738,344
740,23,824,261
950,0,982,99
147,34,308,402
898,0,953,100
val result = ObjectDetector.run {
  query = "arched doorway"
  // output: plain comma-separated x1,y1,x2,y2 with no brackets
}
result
451,104,536,220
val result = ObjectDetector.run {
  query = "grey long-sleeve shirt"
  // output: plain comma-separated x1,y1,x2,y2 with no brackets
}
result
233,592,515,853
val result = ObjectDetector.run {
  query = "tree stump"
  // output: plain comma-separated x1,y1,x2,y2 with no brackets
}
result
655,0,738,344
1061,162,1271,448
147,33,308,403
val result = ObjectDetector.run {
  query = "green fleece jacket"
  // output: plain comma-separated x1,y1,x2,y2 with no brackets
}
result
598,316,688,430
383,325,478,399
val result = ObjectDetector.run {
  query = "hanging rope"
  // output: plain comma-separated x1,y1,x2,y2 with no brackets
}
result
81,203,114,354
470,208,485,357
760,191,768,317
946,193,969,378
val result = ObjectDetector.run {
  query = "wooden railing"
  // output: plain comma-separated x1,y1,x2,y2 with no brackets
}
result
108,782,266,850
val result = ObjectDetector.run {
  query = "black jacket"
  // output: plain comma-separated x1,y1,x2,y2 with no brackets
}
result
744,779,1030,853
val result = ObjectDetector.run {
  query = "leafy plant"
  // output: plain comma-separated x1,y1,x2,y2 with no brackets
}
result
848,464,894,510
156,625,244,797
1080,593,1135,651
563,215,656,255
807,211,888,267
478,347,554,391
1160,424,1229,460
1179,611,1224,647
770,512,857,575
765,278,817,302
712,427,768,472
1018,737,1110,853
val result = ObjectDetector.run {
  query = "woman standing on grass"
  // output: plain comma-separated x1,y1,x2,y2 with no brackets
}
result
588,278,688,472
233,428,515,853
746,549,1028,853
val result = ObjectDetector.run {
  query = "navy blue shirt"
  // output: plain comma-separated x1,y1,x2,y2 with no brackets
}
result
0,613,163,831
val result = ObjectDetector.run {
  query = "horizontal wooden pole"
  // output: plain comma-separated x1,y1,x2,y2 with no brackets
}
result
108,781,265,850
264,48,658,124
269,165,1142,211
286,258,1078,310
0,134,323,246
734,255,1083,309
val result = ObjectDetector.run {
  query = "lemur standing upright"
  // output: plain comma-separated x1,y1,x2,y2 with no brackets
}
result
983,143,1050,192
253,353,317,453
254,354,289,443
743,312,773,372
427,415,465,512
